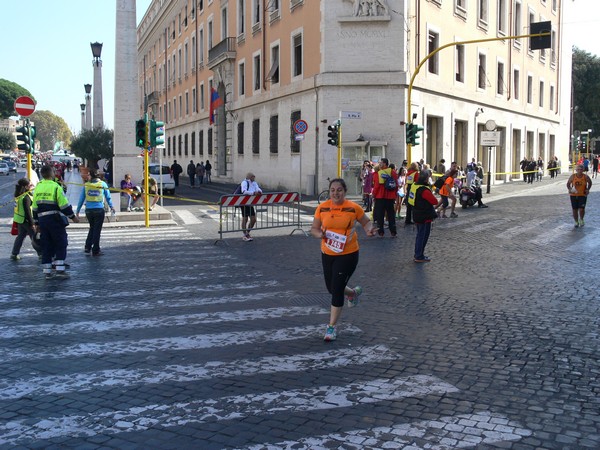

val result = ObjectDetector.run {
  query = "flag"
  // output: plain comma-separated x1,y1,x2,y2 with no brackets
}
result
209,87,223,125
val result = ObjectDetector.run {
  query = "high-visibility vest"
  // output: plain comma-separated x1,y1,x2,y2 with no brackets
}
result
84,180,104,203
13,192,32,224
408,183,430,206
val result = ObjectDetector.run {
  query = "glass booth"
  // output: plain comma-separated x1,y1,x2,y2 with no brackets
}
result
341,141,387,196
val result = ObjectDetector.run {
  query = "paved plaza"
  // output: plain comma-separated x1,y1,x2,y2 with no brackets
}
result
1,172,599,449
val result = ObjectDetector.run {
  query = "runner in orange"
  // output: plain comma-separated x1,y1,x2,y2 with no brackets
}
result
567,164,592,228
311,178,377,341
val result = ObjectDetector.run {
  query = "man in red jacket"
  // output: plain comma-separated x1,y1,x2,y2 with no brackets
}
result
373,158,399,237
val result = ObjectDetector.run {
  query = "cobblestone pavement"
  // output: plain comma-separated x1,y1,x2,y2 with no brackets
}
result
1,173,599,449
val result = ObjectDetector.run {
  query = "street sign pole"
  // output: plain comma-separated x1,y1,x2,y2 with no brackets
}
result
337,111,342,178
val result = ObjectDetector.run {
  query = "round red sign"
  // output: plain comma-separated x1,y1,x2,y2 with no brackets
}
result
14,96,36,117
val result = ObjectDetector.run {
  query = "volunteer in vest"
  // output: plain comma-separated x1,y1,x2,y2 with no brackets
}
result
408,170,439,263
11,178,42,261
311,178,378,342
372,158,399,237
76,169,115,256
403,162,420,225
567,164,592,228
32,165,79,280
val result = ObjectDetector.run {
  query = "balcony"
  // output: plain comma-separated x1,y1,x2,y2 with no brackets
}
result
147,91,160,107
208,37,236,69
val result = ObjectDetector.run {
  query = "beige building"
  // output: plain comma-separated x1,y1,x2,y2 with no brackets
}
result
137,0,572,195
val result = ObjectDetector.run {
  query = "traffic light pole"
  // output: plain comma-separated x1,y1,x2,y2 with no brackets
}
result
337,112,342,178
406,31,550,165
144,113,150,228
25,119,31,181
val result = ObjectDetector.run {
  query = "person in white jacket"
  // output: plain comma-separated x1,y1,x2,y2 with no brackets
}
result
240,172,262,241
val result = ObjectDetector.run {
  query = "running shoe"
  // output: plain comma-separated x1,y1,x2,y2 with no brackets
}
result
579,219,585,227
347,286,363,308
414,257,431,263
54,271,70,280
10,255,21,261
574,222,580,228
323,325,337,341
450,212,458,218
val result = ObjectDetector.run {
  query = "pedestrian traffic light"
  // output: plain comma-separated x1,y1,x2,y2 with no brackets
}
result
135,119,147,148
16,124,31,153
30,126,36,154
405,123,415,145
582,141,587,152
150,120,164,147
327,121,340,147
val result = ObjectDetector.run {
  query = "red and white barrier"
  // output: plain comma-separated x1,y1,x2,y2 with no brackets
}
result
220,192,300,207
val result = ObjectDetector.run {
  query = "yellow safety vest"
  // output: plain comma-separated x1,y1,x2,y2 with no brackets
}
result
13,192,32,224
408,183,430,207
85,180,104,203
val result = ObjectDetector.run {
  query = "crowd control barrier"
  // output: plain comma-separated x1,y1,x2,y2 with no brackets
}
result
216,192,308,243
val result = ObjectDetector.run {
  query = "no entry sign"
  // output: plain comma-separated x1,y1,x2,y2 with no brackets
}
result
14,96,36,117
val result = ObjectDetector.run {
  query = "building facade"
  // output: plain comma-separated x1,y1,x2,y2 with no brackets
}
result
137,0,571,194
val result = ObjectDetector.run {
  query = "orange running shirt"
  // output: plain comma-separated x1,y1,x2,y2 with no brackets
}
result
315,199,365,256
570,173,588,196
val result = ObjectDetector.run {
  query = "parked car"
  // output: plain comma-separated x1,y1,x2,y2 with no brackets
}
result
4,161,17,173
147,163,175,195
20,159,28,168
0,163,10,176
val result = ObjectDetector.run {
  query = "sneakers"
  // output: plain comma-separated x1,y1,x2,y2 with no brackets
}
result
346,286,363,308
414,257,431,263
323,325,337,342
10,255,21,261
92,251,104,257
242,233,253,242
54,271,70,280
579,219,585,227
574,222,580,228
450,212,458,218
84,248,91,255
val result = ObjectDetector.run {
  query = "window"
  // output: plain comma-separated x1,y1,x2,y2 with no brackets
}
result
167,136,171,156
200,83,205,110
178,48,182,80
513,68,520,100
179,94,183,118
290,110,301,153
539,81,544,107
199,130,204,155
428,30,439,74
253,53,261,91
497,0,507,34
478,0,488,27
478,53,487,89
221,7,228,40
497,62,505,95
252,119,260,154
208,19,213,49
238,122,245,154
455,0,467,18
173,98,177,120
267,45,280,83
184,133,189,156
191,36,196,69
253,0,261,25
191,132,196,156
208,128,213,155
292,33,303,77
185,91,189,115
549,85,555,111
527,75,533,104
551,29,557,65
184,42,189,75
513,1,522,46
238,62,246,96
238,0,245,35
199,0,204,12
178,134,182,156
269,115,279,153
455,44,465,82
527,10,535,53
199,29,204,65
192,87,197,113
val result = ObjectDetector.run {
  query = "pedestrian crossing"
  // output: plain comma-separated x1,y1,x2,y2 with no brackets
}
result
0,224,534,448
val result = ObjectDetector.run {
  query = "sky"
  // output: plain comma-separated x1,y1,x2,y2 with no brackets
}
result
0,0,597,136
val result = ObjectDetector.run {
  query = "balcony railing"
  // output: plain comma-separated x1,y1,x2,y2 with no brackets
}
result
208,37,236,69
147,91,160,106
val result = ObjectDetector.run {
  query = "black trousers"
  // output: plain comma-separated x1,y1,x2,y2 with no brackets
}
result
374,198,397,235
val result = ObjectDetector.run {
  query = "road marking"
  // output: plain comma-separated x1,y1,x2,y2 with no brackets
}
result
0,345,397,400
496,218,551,240
0,306,328,339
528,223,574,245
462,218,511,233
0,324,362,362
173,209,202,224
241,411,531,450
0,375,456,446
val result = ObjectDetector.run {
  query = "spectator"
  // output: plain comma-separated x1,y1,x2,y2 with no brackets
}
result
187,160,196,187
373,158,399,237
170,160,183,187
10,178,42,261
408,170,438,263
120,174,134,212
196,162,205,185
240,172,262,241
205,160,212,183
404,162,420,226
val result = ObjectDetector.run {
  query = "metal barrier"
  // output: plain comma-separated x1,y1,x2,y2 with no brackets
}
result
216,192,308,243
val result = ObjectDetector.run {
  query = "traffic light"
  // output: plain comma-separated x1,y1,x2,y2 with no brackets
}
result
412,124,424,146
30,126,36,154
405,123,415,145
150,120,165,147
582,140,587,152
327,121,340,147
135,119,147,148
16,124,31,153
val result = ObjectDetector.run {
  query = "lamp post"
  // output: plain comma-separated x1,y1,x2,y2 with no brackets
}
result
80,104,86,131
474,107,484,162
84,83,92,130
91,42,104,128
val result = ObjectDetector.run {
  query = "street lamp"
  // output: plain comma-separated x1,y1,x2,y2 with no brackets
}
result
474,107,484,162
84,83,92,130
80,103,86,131
90,42,104,128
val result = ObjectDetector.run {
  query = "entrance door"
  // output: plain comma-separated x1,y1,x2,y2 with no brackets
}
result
341,143,368,196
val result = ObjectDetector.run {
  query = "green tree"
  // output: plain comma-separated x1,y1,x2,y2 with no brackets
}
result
572,47,600,134
0,130,16,151
30,110,73,151
0,79,34,119
69,128,113,169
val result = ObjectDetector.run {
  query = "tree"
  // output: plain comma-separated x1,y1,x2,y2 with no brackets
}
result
0,79,34,119
572,48,600,134
0,130,16,151
69,128,113,169
29,110,73,151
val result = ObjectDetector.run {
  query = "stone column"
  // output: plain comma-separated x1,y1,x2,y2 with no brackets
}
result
91,43,104,128
113,0,140,189
80,104,86,131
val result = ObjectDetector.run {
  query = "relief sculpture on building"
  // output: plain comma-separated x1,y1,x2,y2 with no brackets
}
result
346,0,390,17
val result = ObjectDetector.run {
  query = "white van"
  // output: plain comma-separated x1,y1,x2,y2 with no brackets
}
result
148,163,175,195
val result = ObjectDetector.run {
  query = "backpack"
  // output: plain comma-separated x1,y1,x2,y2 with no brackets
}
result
232,180,248,195
433,176,447,189
381,174,397,191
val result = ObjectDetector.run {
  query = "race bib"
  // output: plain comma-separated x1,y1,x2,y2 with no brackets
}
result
324,230,347,253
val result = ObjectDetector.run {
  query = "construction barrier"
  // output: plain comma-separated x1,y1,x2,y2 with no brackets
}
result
217,192,307,243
